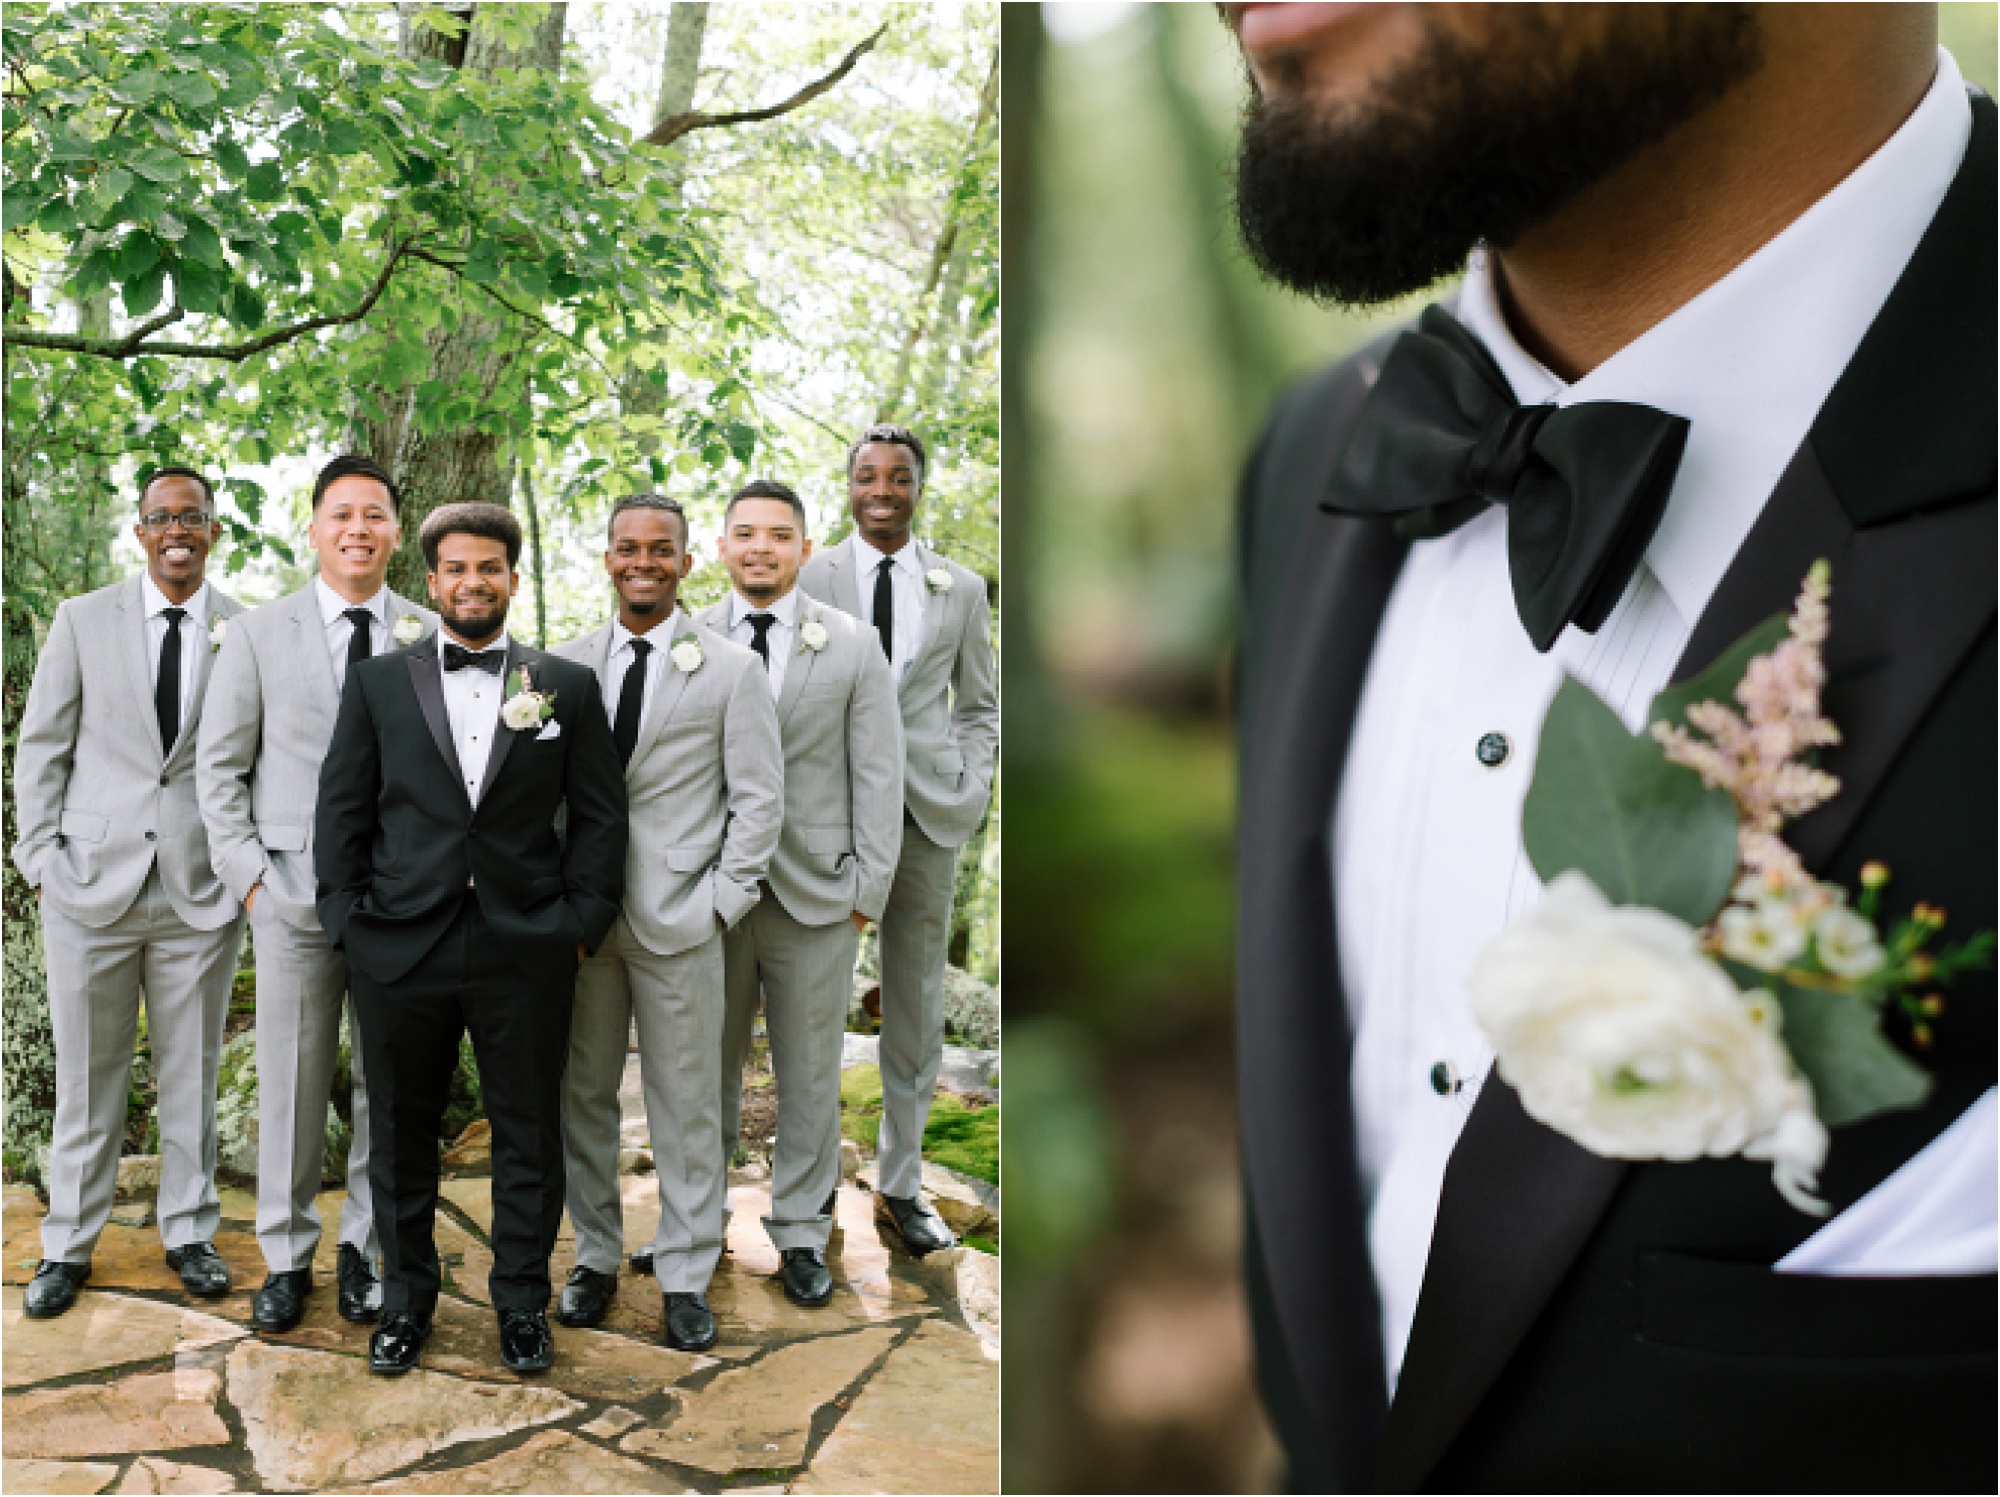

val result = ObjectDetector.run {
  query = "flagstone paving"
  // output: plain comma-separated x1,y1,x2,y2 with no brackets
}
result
2,1169,997,1493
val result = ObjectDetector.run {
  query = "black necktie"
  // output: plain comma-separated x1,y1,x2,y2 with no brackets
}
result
155,606,185,753
442,641,505,674
872,557,895,661
1321,304,1690,652
344,607,374,677
746,612,776,668
613,637,652,767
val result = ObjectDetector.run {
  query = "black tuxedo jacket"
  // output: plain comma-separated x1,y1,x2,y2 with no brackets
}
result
315,636,627,987
1235,93,1997,1493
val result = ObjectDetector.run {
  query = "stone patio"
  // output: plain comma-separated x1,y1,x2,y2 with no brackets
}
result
1,1164,998,1494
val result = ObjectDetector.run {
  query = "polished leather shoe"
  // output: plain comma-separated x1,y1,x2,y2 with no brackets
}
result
252,1269,312,1333
369,1312,431,1375
165,1242,232,1298
663,1291,718,1352
23,1260,89,1319
555,1266,617,1328
778,1247,834,1307
877,1193,956,1256
628,1251,654,1275
337,1245,382,1324
499,1307,555,1373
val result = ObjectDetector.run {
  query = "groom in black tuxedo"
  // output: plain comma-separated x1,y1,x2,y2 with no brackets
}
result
1226,5,1993,1491
317,501,626,1375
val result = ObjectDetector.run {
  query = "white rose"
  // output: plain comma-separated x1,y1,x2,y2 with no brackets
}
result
392,614,424,646
800,619,828,652
208,617,229,650
1716,900,1810,972
671,639,703,674
1469,871,1803,1166
1811,905,1885,980
925,567,952,593
1743,1081,1831,1216
501,693,543,732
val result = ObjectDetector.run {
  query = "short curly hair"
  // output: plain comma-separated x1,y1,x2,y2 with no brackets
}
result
846,423,927,486
420,501,522,569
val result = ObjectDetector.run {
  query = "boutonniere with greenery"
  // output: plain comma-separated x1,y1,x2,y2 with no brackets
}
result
670,633,704,674
208,616,229,651
924,566,953,594
1469,562,1991,1215
392,614,425,647
799,617,829,653
501,666,555,731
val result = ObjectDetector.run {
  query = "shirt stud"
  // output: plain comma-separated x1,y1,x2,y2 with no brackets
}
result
1475,731,1511,768
1430,1060,1463,1096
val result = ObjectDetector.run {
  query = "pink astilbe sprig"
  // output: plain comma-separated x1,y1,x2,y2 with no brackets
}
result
1652,561,1842,892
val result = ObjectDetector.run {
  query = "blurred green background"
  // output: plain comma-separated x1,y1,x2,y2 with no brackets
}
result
999,5,1998,1491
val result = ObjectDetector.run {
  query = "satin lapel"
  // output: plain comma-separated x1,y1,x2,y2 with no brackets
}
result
119,578,161,762
405,644,468,805
630,626,692,768
1236,507,1406,1484
475,641,529,805
778,599,822,725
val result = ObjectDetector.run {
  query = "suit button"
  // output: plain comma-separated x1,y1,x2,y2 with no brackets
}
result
1430,1060,1462,1096
144,831,157,841
159,774,170,786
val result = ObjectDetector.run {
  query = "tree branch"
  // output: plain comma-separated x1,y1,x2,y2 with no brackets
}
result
640,23,886,147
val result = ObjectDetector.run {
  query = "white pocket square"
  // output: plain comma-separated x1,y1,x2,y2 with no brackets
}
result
534,721,562,741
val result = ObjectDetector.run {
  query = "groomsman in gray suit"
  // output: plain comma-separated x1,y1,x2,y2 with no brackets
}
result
553,494,783,1351
13,466,246,1317
800,425,997,1255
197,454,435,1334
701,479,904,1307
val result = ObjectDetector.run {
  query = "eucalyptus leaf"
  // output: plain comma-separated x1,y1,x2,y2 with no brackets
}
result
1773,982,1931,1127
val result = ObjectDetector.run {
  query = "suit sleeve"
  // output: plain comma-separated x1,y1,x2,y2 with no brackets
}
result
313,665,383,949
946,574,998,812
10,601,83,890
715,658,784,929
557,663,628,952
195,619,268,903
847,639,906,921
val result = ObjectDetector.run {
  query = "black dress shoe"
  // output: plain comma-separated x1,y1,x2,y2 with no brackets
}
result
22,1260,89,1319
778,1247,834,1307
498,1307,555,1373
337,1244,383,1324
877,1193,956,1257
165,1242,232,1298
369,1312,431,1375
252,1269,313,1333
628,1251,654,1275
555,1266,617,1328
663,1291,718,1352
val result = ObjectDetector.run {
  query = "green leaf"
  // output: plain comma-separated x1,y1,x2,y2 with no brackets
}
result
179,213,223,266
173,258,222,314
245,160,283,202
1650,615,1790,734
121,262,167,317
129,147,187,184
71,245,116,297
1772,983,1931,1127
162,71,216,110
2,193,38,232
1523,677,1740,926
110,69,165,105
34,197,77,234
115,231,161,281
464,238,500,284
322,118,366,155
723,422,756,463
213,137,251,180
226,279,265,329
153,211,186,241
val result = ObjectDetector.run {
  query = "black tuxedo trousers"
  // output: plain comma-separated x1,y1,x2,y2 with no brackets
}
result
1234,92,1999,1494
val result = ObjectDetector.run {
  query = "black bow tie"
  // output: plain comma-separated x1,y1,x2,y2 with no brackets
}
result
442,641,505,675
1322,304,1690,652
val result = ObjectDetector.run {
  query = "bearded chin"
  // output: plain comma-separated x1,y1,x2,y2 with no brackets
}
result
1232,5,1762,308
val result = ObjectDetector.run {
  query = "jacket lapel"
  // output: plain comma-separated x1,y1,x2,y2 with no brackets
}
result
475,640,528,806
630,622,692,769
295,586,340,718
118,578,161,763
404,642,468,805
778,598,823,725
167,591,234,770
832,536,866,618
898,543,954,701
1376,90,1997,1493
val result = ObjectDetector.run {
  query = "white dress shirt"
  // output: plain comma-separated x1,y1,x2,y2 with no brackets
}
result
141,574,210,710
852,534,926,686
728,588,798,699
601,610,679,730
1331,51,1983,1391
439,627,508,809
315,576,390,691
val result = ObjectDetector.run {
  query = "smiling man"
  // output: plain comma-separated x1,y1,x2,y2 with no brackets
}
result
552,495,781,1352
199,453,436,1337
15,465,245,1318
1226,4,1994,1491
315,502,626,1377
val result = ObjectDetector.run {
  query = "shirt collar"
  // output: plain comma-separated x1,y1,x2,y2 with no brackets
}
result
315,575,389,627
613,609,683,652
141,573,210,623
1457,46,1970,629
730,588,799,628
853,533,924,581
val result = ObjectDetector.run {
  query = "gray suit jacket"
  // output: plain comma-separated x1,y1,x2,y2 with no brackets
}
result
695,593,904,927
13,575,246,930
800,536,997,847
196,582,436,933
553,619,783,958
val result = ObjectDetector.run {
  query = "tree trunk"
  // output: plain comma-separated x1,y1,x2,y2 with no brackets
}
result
518,448,548,646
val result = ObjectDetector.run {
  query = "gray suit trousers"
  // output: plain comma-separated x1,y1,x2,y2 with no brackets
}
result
564,921,727,1293
721,901,858,1252
876,820,959,1197
40,870,241,1261
249,898,375,1271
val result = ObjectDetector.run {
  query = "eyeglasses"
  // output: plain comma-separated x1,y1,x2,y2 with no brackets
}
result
139,511,214,532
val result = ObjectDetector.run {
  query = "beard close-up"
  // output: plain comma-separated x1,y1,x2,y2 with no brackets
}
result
1233,3,1765,306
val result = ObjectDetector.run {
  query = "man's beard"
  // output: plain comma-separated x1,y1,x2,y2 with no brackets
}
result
441,596,509,642
1233,5,1762,306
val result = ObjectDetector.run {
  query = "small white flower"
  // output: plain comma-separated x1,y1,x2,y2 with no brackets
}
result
392,614,425,647
1812,905,1886,979
671,637,704,674
1743,1081,1831,1216
208,617,229,650
799,619,828,653
925,567,953,594
1716,901,1810,973
501,693,543,732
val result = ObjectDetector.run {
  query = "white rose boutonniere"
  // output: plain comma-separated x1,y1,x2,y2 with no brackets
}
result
208,617,229,651
501,667,555,732
392,614,425,647
670,634,704,674
799,619,829,653
924,567,953,594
